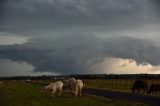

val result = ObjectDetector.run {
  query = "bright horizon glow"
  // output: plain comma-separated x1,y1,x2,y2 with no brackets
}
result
0,32,29,45
91,57,160,74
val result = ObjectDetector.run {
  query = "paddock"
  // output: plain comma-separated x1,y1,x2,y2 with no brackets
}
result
0,81,150,106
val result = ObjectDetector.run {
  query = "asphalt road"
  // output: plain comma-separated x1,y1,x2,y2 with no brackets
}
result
84,88,160,106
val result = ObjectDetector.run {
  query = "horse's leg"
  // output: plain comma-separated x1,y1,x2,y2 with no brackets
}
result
58,91,60,96
155,90,157,95
59,90,62,96
51,89,56,97
138,88,140,93
146,86,148,94
143,88,145,94
132,88,134,93
79,89,81,96
74,85,79,97
152,91,154,95
74,90,78,96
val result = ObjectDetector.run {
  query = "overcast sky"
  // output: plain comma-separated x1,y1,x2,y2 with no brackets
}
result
0,0,160,76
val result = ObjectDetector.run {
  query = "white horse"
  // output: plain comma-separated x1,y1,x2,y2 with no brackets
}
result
43,81,63,96
65,78,85,96
74,79,84,96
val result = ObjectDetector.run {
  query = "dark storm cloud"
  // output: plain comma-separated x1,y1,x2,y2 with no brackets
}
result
151,0,160,18
0,35,160,74
0,0,7,12
150,0,160,18
0,0,8,22
0,0,160,75
0,0,158,32
151,0,160,6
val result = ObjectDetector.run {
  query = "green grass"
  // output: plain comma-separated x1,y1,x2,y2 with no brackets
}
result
0,81,149,106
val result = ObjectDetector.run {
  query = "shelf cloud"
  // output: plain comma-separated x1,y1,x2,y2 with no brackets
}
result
0,0,160,76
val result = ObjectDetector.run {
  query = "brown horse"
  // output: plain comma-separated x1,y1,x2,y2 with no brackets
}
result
131,80,148,94
148,84,160,95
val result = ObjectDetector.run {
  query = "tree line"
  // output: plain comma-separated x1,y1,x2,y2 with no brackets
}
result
1,74,160,80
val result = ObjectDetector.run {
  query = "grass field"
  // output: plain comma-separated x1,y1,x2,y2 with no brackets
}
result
0,81,149,106
85,79,160,95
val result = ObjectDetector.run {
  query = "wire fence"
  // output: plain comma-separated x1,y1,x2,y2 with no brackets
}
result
85,79,160,94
